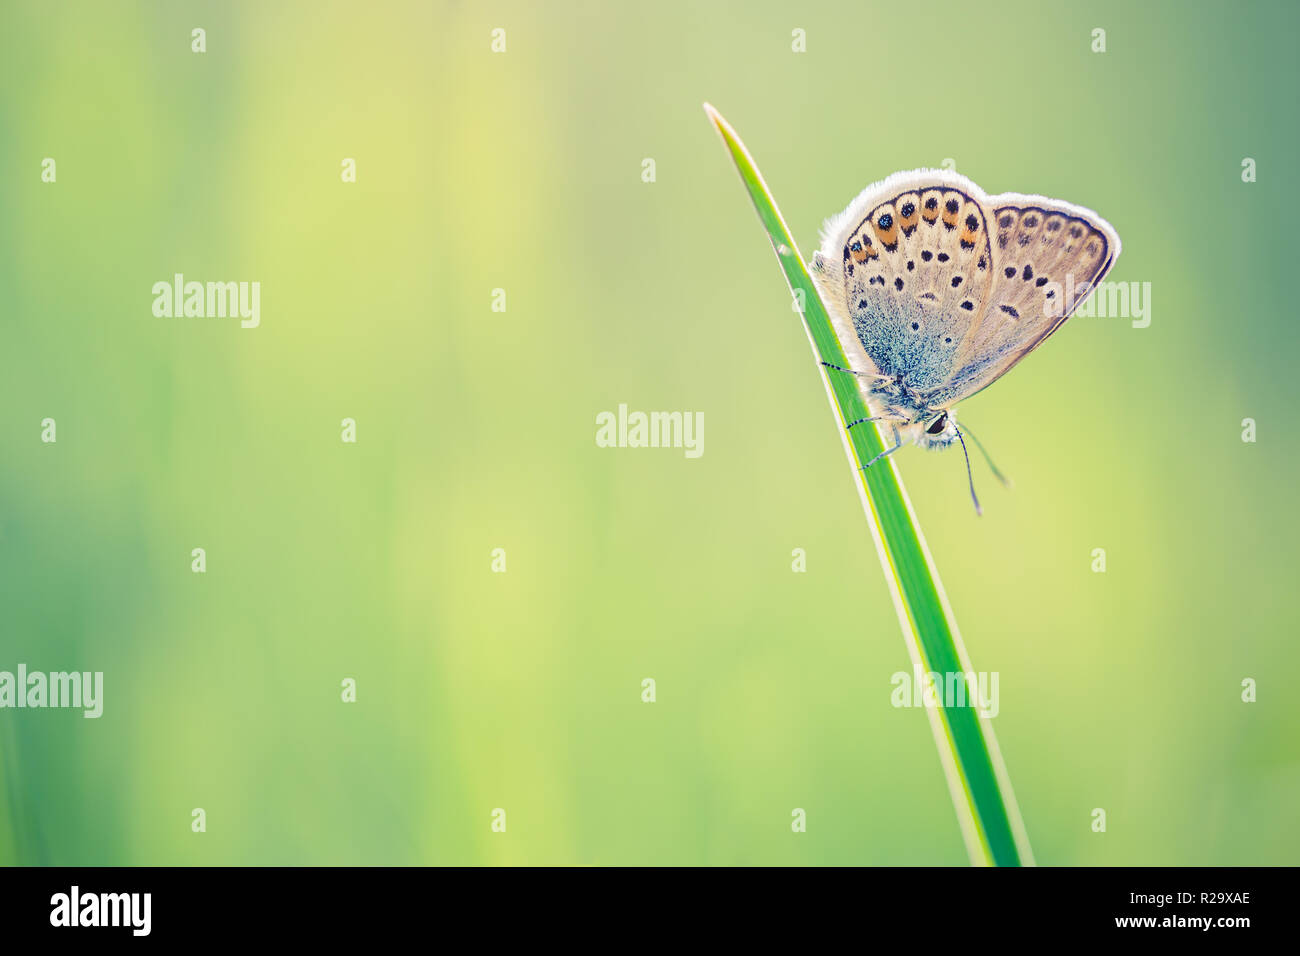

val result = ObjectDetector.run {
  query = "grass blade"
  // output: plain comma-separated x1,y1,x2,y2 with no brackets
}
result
704,103,1033,867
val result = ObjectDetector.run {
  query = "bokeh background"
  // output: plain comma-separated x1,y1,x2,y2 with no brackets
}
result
1,0,1296,865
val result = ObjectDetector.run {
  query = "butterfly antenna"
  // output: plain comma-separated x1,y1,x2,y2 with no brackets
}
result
956,421,1013,489
954,426,983,517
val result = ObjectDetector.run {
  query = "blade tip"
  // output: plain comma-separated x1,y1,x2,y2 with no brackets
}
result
702,102,731,135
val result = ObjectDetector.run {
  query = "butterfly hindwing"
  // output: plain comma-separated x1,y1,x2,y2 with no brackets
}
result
811,171,994,400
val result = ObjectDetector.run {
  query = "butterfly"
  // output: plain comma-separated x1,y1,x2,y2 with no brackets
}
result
809,169,1121,513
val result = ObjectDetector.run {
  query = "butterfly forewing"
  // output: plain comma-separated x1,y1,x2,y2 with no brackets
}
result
921,196,1119,408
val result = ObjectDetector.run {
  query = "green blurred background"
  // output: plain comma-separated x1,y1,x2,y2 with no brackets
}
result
1,0,1296,865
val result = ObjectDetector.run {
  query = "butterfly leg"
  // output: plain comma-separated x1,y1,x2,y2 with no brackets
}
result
862,424,905,469
820,361,887,381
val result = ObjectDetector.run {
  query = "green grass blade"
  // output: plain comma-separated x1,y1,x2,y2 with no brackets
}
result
704,103,1034,867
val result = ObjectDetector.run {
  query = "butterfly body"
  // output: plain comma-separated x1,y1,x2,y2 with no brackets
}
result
810,169,1120,451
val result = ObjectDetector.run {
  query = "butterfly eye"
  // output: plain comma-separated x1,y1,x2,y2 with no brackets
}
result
877,213,893,230
926,414,948,435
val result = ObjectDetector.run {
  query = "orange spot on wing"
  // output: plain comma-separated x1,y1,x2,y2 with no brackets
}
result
920,192,941,223
872,221,898,247
897,193,920,231
849,235,878,263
